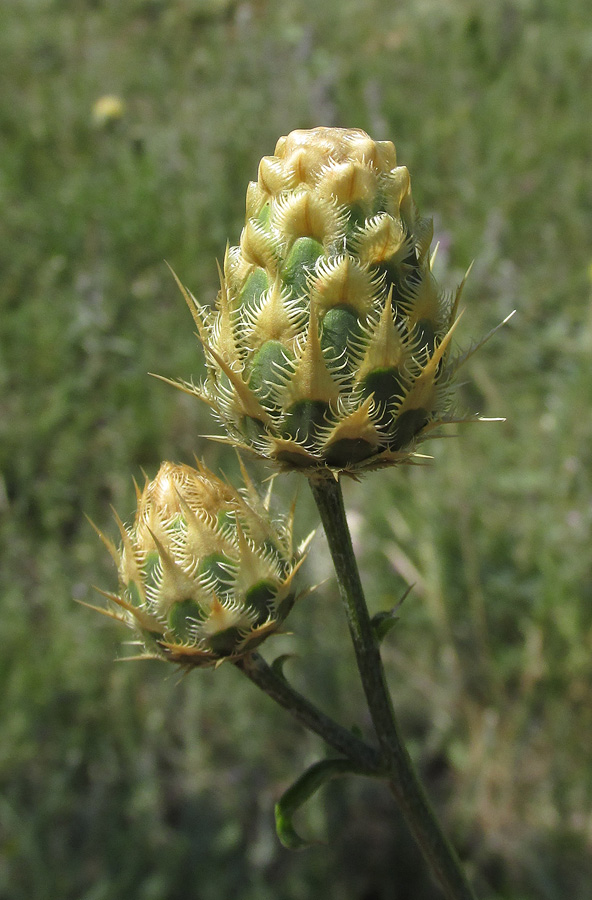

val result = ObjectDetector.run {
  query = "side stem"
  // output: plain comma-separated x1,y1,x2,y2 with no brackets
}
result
234,651,383,774
309,473,477,900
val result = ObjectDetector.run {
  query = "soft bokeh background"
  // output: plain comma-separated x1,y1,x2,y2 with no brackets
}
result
2,1,592,897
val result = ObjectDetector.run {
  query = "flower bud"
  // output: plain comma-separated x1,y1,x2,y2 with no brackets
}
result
96,461,306,667
176,127,478,475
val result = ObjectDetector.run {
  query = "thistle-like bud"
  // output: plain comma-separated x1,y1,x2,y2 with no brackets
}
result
176,127,478,475
93,460,307,667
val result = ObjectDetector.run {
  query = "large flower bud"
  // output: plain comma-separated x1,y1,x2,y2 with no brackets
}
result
95,460,307,667
176,127,476,475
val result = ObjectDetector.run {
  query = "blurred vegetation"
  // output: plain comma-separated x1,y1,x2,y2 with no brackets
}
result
1,0,592,897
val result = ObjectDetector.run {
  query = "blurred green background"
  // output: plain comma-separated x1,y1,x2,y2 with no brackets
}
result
1,0,592,897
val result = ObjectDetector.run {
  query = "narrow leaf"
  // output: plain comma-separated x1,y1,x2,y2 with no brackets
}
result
371,584,413,644
275,757,374,850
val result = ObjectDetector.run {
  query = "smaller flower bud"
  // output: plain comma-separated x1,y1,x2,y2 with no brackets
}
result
93,461,308,668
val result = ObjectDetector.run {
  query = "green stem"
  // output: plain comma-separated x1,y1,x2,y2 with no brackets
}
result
234,651,383,774
309,473,477,900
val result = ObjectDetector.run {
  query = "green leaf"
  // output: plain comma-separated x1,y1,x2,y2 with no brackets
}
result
275,757,373,850
371,584,413,644
270,653,296,682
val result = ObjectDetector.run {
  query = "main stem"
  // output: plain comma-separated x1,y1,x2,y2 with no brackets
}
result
309,473,477,900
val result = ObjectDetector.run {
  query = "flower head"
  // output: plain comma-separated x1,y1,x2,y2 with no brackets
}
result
172,127,486,476
92,460,308,668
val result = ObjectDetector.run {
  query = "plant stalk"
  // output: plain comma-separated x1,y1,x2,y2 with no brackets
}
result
309,473,477,900
234,651,383,774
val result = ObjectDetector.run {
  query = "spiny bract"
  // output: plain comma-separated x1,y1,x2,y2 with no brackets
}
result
92,460,307,667
176,127,476,475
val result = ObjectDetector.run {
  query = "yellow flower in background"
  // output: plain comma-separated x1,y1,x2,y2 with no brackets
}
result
92,94,126,127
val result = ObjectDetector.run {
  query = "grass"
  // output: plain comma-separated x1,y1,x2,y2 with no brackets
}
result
1,0,592,897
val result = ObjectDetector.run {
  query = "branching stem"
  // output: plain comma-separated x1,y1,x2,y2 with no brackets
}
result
235,651,383,775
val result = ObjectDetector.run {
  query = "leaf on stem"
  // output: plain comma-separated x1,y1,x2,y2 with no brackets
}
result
370,584,414,643
275,757,375,850
270,653,297,682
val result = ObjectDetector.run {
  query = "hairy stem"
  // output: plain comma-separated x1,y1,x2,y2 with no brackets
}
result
234,651,383,774
309,473,477,900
